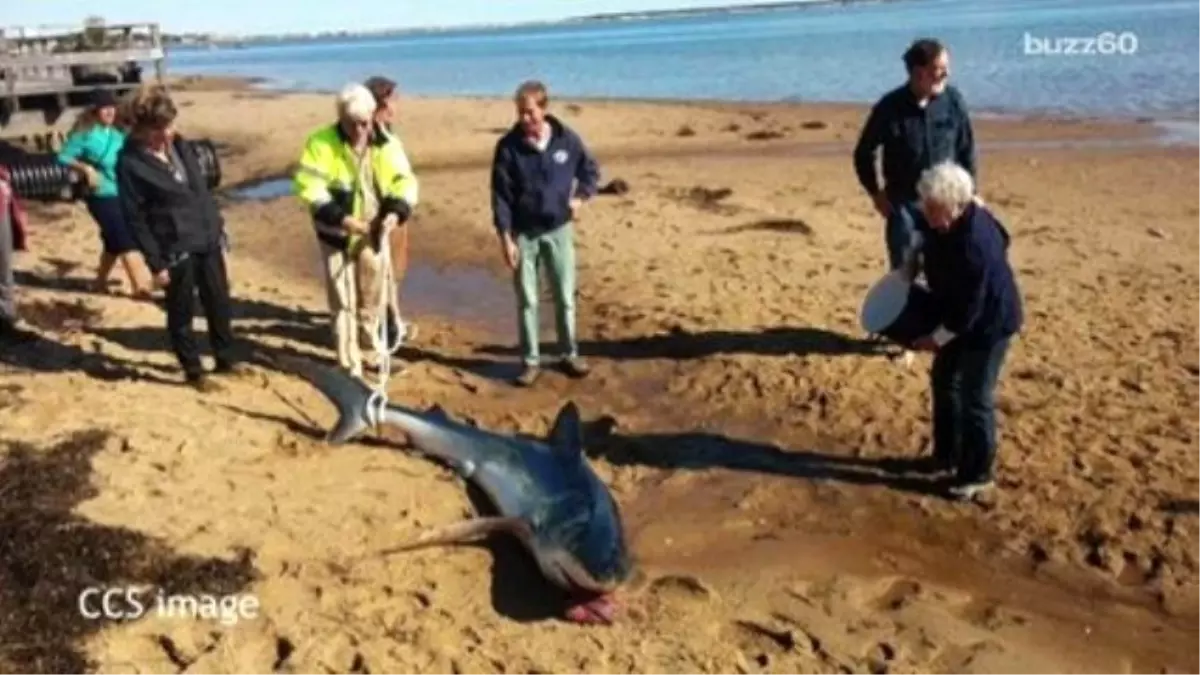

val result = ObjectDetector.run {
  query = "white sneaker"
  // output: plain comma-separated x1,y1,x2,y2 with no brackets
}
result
947,480,995,501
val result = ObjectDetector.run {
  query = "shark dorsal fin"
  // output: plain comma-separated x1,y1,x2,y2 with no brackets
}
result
426,404,450,421
547,402,584,458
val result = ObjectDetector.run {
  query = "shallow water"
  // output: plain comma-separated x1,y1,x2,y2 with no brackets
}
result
397,260,516,334
226,176,292,201
170,0,1200,119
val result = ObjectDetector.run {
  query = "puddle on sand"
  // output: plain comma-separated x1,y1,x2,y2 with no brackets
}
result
399,260,512,334
226,176,292,201
396,260,556,338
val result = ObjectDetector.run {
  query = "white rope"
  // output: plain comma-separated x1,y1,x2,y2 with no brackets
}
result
362,215,405,430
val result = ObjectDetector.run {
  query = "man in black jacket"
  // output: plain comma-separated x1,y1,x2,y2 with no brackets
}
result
117,87,243,391
854,38,977,271
491,80,600,387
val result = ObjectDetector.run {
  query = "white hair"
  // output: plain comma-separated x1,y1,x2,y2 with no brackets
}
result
917,161,975,214
336,83,376,121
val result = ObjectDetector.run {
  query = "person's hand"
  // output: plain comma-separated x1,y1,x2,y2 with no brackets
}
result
80,165,100,189
152,269,171,289
499,233,518,270
569,197,584,220
911,335,939,352
871,192,893,219
900,252,921,282
342,217,369,236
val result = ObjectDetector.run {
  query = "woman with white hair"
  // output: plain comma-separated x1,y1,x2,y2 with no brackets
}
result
902,160,1023,500
293,82,419,380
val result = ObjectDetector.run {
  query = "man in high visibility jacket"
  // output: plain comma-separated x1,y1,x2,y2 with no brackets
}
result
293,82,419,379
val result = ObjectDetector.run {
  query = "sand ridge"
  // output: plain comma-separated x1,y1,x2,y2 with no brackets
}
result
0,80,1196,673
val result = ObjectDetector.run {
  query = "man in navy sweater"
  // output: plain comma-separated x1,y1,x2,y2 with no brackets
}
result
491,80,600,387
902,161,1023,501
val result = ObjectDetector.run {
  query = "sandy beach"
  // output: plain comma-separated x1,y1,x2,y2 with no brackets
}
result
1,76,1196,673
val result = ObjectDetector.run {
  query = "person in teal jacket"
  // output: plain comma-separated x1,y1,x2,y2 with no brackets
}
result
57,88,150,296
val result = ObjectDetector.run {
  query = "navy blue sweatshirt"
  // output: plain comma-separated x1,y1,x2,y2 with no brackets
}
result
853,84,977,202
916,202,1023,346
491,115,600,237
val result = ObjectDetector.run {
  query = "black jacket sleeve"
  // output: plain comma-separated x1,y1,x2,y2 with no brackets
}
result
853,100,887,196
116,159,166,274
953,90,978,185
940,232,989,335
490,142,515,235
572,132,600,199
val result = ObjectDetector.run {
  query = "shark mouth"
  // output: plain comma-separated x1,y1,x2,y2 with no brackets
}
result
564,592,618,625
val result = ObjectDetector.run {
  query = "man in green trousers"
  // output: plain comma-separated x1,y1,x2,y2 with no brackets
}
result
490,80,600,387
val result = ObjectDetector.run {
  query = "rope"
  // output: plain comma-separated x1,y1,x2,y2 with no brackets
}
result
362,215,405,430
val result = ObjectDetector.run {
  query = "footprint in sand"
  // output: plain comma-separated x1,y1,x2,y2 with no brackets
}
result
638,573,720,623
766,574,1048,673
727,618,807,672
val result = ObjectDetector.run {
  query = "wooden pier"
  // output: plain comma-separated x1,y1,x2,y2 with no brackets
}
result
0,20,166,151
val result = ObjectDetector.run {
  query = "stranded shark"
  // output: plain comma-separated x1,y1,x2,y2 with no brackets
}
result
283,357,635,624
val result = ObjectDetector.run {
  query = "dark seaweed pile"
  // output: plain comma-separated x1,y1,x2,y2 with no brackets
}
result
0,429,258,673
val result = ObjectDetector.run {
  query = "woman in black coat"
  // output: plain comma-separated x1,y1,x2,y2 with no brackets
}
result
116,86,245,391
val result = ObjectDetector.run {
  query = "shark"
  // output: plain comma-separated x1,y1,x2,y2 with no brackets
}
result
282,357,635,624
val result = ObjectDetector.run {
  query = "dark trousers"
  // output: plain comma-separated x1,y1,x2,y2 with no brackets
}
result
930,336,1012,483
885,199,923,270
164,250,235,379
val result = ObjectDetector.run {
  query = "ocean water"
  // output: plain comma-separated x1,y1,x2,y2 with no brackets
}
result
168,0,1200,118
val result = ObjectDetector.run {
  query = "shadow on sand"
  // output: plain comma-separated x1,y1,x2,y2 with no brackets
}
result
12,270,335,382
0,295,180,384
583,422,945,498
479,326,890,362
1161,499,1200,514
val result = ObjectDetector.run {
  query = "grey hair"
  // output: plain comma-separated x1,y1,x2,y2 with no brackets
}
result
336,83,376,121
917,161,975,214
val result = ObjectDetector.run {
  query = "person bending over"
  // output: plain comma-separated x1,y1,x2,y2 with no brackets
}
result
902,161,1022,501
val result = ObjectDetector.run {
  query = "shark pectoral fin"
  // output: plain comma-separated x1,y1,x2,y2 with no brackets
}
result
374,517,525,556
547,401,584,458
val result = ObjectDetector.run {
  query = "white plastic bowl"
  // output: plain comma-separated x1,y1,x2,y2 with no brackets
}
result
859,270,912,334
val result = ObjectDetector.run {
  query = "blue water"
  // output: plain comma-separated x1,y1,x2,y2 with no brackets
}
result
168,0,1199,118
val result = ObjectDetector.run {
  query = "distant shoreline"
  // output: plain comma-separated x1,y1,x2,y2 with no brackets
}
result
166,0,896,46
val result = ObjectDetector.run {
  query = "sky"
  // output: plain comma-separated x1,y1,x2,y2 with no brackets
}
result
0,0,793,37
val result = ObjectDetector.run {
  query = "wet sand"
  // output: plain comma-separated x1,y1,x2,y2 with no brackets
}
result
1,78,1197,673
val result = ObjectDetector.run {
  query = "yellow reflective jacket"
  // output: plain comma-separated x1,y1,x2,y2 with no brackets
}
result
293,122,419,251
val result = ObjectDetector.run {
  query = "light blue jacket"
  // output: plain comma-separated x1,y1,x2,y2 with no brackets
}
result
57,125,127,198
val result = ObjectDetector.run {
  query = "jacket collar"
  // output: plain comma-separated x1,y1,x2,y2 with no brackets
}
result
334,120,388,148
507,114,565,149
124,135,201,192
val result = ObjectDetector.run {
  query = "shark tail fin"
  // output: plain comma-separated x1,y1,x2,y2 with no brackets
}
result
278,355,375,444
